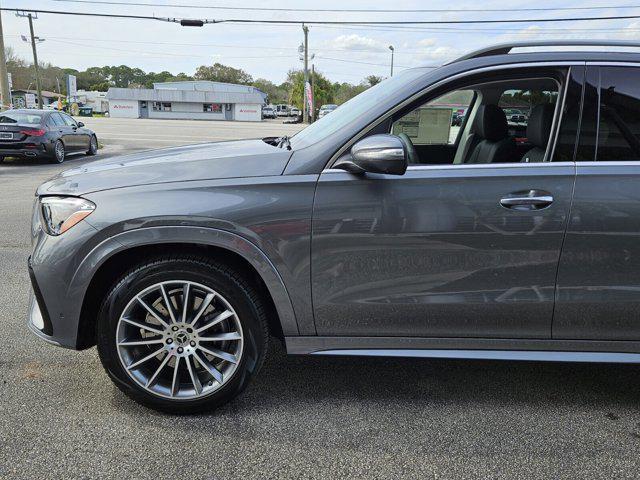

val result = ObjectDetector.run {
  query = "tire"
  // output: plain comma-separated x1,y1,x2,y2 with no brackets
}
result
86,135,98,156
50,140,65,164
96,255,269,414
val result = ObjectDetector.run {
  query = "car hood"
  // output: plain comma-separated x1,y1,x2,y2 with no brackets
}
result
37,139,293,196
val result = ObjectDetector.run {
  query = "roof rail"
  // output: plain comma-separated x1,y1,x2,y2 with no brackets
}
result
448,40,640,64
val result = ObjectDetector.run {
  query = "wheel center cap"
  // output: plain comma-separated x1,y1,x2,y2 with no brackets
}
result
174,331,190,346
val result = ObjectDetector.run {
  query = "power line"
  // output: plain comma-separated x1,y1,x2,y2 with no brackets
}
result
7,7,640,25
42,0,640,14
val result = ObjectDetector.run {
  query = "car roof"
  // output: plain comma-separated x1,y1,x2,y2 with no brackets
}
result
3,109,49,114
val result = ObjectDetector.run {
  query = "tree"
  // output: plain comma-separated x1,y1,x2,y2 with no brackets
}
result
194,63,253,84
364,75,383,87
252,78,288,104
287,69,335,112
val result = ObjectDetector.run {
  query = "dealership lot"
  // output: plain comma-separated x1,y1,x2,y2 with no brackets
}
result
3,119,640,478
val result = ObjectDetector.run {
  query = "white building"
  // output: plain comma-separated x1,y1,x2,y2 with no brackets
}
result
106,81,266,121
77,90,109,113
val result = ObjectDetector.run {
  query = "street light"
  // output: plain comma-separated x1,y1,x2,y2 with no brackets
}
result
389,45,395,77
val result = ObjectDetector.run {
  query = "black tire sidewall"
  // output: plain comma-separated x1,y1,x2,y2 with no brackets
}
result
52,140,65,163
87,135,97,155
96,258,267,414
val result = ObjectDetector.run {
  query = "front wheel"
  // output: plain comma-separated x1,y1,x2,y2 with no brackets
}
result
50,140,65,164
96,256,269,414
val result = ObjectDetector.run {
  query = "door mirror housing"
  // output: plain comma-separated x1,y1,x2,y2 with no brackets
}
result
335,134,408,175
77,121,85,127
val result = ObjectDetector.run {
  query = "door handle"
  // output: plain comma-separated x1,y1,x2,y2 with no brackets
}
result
500,190,553,210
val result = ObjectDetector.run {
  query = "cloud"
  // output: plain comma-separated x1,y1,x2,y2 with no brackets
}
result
326,34,388,52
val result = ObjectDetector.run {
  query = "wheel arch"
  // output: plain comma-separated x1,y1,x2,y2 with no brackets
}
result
74,226,298,349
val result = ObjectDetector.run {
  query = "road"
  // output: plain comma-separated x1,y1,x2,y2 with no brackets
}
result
2,118,640,479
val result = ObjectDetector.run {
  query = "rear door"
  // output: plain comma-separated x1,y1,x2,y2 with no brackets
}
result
554,64,640,340
50,112,71,147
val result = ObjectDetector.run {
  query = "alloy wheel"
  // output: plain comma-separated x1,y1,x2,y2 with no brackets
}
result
116,280,244,400
55,141,65,162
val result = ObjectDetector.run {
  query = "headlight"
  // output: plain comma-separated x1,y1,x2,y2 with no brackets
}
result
40,196,96,236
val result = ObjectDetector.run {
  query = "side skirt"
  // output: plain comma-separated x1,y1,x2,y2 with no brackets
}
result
285,336,640,363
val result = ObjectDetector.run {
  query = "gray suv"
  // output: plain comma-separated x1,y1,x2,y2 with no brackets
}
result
28,41,640,413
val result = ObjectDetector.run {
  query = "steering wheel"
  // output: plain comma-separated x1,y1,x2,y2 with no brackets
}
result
397,133,419,165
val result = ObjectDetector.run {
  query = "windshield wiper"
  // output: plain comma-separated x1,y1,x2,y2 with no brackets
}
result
277,135,292,150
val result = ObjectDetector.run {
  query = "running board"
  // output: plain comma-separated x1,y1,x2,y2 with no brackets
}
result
285,336,640,363
313,349,640,363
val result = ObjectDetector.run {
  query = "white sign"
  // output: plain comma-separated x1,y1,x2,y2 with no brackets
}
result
67,74,77,98
25,93,37,108
7,72,12,89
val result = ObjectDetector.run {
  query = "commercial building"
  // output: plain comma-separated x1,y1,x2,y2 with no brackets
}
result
11,89,63,108
77,90,109,113
107,81,266,121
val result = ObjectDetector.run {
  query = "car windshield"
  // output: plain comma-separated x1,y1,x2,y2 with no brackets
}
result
0,112,42,125
291,68,427,149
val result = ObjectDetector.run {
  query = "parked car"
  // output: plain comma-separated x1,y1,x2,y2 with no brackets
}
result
274,104,290,117
451,111,465,126
503,108,527,123
28,40,640,414
289,107,301,117
262,106,276,119
0,109,97,163
318,104,338,118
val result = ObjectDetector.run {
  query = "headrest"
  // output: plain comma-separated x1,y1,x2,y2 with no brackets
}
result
476,105,508,142
526,103,555,148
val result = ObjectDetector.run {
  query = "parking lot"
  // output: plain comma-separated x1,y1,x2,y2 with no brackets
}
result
2,118,640,479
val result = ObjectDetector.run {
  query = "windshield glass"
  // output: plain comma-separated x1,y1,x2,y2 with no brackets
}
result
291,68,427,149
0,111,43,125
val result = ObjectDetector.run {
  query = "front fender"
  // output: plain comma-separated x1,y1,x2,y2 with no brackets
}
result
71,225,299,336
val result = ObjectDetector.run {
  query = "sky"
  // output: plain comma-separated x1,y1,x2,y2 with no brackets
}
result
4,0,640,85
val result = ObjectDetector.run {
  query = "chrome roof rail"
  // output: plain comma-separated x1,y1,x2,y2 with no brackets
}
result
448,40,640,64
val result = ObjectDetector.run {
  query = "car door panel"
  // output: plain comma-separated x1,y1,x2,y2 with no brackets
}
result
554,65,640,340
311,164,575,338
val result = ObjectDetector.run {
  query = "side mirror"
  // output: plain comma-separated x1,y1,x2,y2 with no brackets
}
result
334,134,407,175
77,121,85,127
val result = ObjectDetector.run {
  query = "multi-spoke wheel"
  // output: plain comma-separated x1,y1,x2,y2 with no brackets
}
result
97,256,269,413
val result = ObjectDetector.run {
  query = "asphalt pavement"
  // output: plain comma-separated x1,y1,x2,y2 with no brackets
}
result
2,118,640,479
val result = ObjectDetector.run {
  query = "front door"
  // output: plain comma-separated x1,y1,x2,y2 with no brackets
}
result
311,68,580,338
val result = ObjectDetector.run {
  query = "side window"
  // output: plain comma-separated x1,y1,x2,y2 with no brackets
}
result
61,114,77,127
596,67,640,161
51,113,66,126
392,90,474,145
498,88,558,139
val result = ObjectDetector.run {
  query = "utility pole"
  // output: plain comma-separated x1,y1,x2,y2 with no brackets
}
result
27,13,43,108
310,63,315,122
389,45,395,77
302,24,309,124
0,8,11,108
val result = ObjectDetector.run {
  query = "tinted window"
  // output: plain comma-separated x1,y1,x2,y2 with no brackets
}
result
596,67,640,161
553,67,585,162
0,112,42,125
61,114,77,127
50,112,65,126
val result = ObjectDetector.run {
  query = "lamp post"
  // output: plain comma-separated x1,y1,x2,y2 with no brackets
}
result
389,45,395,77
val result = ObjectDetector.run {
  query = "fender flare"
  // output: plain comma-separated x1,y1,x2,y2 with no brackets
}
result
70,225,299,336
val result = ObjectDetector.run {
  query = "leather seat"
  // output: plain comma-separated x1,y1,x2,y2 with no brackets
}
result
466,105,516,164
521,103,555,163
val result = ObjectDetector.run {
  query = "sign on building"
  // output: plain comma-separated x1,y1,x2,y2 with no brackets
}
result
25,93,37,108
